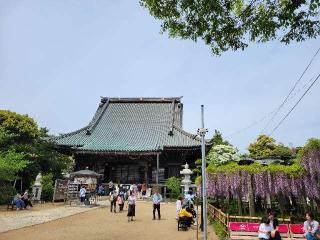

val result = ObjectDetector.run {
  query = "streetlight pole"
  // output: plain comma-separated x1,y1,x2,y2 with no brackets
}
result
198,105,208,240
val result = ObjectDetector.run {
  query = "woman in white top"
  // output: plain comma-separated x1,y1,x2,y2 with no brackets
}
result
303,212,319,240
127,191,136,222
258,216,272,240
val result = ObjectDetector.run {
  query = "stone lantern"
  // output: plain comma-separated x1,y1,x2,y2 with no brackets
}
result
180,162,192,194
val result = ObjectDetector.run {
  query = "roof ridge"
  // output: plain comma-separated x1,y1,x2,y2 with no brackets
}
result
172,125,200,141
101,97,183,103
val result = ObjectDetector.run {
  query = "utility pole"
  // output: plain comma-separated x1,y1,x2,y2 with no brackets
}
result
198,105,208,240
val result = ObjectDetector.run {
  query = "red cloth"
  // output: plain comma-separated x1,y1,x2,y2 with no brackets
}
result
290,224,304,234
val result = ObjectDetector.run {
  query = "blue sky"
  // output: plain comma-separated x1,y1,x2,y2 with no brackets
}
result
1,1,319,152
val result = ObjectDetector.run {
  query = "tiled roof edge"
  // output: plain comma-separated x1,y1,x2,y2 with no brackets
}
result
53,126,89,140
86,98,110,135
102,97,183,103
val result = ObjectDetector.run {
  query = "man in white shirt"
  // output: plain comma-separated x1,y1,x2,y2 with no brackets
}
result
109,189,118,213
152,189,163,220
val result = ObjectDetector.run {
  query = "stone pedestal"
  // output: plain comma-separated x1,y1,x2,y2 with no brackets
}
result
32,173,42,202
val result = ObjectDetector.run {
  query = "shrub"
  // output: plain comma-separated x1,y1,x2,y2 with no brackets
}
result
0,183,16,204
41,173,54,201
165,176,181,199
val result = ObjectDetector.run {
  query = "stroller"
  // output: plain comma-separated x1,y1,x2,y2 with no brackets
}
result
178,217,191,231
177,206,196,231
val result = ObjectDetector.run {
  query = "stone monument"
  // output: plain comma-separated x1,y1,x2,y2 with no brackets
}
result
180,162,192,194
32,173,42,202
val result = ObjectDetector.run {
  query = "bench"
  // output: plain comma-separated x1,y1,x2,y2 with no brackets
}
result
229,222,290,240
289,224,305,240
7,198,17,211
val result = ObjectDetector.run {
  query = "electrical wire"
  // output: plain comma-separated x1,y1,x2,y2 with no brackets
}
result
261,46,320,133
269,72,320,136
226,76,315,138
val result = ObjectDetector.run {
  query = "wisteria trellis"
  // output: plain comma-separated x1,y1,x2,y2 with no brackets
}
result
205,150,320,201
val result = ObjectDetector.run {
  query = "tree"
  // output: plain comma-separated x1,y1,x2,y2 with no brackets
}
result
0,150,28,182
207,144,240,166
140,0,320,55
0,110,39,143
0,110,73,190
248,134,292,158
211,129,230,146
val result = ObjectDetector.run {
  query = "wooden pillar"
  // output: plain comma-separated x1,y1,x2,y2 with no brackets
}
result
156,153,160,185
144,162,148,185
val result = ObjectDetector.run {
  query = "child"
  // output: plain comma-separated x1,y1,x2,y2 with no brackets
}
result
117,192,125,211
176,197,182,219
258,216,272,240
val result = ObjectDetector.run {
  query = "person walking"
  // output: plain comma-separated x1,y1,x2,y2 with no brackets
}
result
79,185,86,205
152,189,162,220
108,181,114,194
109,189,118,213
117,190,125,212
127,191,136,222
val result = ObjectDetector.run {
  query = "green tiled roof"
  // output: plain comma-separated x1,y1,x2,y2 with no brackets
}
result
53,97,201,152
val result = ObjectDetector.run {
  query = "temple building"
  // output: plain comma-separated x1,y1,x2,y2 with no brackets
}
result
53,97,205,185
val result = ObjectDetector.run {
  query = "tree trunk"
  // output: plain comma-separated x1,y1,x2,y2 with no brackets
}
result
237,191,243,216
315,199,320,214
278,194,286,215
248,174,255,216
300,195,308,213
266,194,271,210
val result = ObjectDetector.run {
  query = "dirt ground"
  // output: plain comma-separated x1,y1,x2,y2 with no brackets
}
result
0,201,218,240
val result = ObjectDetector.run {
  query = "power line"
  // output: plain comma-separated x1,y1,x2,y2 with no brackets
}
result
226,110,275,138
269,72,320,136
226,77,315,138
226,47,320,138
261,46,320,133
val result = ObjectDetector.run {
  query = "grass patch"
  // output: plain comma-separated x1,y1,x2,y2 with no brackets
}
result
212,221,227,240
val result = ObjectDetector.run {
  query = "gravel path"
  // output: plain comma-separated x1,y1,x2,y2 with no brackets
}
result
0,201,218,240
0,203,99,233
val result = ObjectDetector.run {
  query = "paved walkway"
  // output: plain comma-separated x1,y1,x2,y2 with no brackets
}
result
0,201,218,240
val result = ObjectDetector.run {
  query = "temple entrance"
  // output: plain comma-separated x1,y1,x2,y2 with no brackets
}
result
108,164,146,183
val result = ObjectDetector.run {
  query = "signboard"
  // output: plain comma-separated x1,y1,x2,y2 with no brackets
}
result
52,179,68,202
229,222,289,233
67,182,79,200
229,222,248,231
